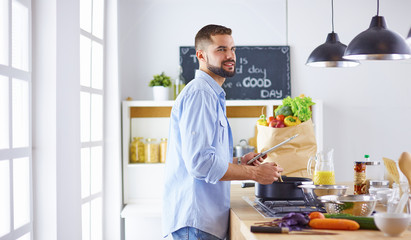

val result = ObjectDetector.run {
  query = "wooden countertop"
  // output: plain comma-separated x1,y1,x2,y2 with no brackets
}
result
229,183,411,240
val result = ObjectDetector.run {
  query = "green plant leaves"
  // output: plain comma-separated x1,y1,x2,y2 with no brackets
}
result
149,72,172,87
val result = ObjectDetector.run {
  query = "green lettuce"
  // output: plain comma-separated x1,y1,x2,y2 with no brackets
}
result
275,95,315,122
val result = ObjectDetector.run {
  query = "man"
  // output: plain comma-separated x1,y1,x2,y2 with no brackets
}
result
162,24,283,240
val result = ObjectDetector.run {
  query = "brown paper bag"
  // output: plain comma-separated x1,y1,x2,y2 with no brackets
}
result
256,118,317,178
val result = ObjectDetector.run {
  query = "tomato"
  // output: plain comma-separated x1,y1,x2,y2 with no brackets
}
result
276,115,285,121
309,211,325,220
267,116,275,123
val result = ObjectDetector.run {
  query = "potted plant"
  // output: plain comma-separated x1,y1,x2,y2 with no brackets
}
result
149,72,172,101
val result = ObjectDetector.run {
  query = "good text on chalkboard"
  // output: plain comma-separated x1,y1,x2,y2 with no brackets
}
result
179,46,290,100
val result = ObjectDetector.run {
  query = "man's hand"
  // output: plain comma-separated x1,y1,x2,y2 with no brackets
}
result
221,155,283,183
240,152,266,166
254,162,283,185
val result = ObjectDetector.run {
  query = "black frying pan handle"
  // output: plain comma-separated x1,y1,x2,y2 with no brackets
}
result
294,181,303,186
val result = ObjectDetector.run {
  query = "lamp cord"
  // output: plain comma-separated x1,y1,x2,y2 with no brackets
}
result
377,0,379,16
331,0,334,33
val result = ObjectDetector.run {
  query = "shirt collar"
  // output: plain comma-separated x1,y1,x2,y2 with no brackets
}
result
195,70,226,98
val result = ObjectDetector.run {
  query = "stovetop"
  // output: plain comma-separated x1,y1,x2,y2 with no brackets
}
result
243,196,326,218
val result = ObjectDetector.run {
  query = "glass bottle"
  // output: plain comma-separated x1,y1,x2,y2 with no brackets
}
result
145,138,159,163
354,160,367,194
160,138,167,163
173,66,186,99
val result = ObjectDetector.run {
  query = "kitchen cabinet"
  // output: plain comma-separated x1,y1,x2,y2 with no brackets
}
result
120,99,323,239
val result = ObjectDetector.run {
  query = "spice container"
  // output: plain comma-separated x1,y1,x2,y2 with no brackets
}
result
354,161,367,194
145,138,159,163
160,138,167,163
130,137,145,163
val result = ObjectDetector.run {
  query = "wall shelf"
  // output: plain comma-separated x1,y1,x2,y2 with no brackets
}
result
121,99,323,203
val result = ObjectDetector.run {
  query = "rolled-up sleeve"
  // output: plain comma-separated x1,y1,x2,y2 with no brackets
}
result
179,90,228,184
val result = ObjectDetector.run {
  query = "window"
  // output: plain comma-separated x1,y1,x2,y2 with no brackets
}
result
0,0,32,239
80,0,105,239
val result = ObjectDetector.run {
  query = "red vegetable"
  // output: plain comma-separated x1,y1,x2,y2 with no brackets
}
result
309,212,325,220
267,116,275,124
276,115,285,121
269,120,285,128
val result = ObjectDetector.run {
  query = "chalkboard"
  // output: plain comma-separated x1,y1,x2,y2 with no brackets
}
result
179,46,290,100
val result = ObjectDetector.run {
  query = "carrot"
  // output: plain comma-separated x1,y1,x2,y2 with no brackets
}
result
309,218,360,230
308,211,325,220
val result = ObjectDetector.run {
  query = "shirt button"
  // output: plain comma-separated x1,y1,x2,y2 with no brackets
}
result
192,131,196,135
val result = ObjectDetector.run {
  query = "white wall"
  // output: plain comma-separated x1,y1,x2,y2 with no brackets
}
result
288,0,411,182
118,0,411,182
118,0,287,99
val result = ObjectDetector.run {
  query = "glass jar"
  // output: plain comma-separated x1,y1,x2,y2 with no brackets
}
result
160,138,167,163
354,161,367,194
145,138,159,163
369,180,390,196
130,137,145,163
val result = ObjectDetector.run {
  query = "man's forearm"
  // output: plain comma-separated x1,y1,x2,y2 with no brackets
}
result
220,163,256,181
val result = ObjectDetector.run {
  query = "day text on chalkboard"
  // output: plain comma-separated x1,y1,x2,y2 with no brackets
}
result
179,46,291,100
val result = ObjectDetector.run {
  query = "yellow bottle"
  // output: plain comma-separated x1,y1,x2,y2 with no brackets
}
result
313,171,335,185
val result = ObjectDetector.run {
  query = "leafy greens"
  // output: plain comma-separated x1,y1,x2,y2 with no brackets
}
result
274,95,315,122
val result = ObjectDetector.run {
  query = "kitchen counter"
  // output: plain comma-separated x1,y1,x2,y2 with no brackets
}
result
229,183,411,240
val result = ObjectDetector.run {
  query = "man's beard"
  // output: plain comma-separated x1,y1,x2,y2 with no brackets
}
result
207,60,236,78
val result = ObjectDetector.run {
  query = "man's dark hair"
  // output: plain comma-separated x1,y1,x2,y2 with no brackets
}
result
195,24,232,51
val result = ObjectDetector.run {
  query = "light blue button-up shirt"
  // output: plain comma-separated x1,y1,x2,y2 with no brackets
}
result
162,70,233,239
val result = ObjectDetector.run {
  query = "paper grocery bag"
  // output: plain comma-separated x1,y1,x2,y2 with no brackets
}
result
256,118,317,178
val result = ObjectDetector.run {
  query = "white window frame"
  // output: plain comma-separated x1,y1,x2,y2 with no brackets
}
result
0,0,32,239
80,0,105,239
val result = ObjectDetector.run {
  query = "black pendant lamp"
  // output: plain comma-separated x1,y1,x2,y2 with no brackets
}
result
343,0,411,60
407,27,411,45
306,0,359,67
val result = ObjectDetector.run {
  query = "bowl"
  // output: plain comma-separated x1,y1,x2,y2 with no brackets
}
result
298,184,348,197
375,189,393,205
318,194,379,216
298,185,348,207
374,212,411,237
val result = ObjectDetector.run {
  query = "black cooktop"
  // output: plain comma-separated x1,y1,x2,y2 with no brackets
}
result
254,198,326,217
